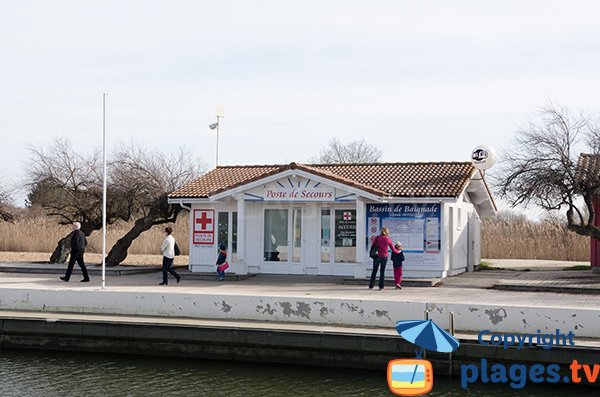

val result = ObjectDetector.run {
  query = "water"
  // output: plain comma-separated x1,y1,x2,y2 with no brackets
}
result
0,349,595,396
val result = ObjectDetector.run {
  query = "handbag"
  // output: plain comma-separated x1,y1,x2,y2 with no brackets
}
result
174,243,181,256
369,236,379,259
217,262,229,272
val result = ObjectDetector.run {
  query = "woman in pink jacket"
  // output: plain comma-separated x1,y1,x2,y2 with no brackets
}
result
369,227,400,290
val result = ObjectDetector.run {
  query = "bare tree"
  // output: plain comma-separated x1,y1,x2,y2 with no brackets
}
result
26,138,136,263
0,181,14,222
104,143,205,266
313,138,383,164
494,103,600,238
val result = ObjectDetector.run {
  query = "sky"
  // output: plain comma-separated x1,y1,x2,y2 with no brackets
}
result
2,0,600,214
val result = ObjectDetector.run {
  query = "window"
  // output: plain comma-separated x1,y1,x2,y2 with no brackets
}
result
334,209,356,263
292,208,302,262
321,209,331,263
232,212,238,261
217,211,238,261
217,212,229,248
264,209,288,261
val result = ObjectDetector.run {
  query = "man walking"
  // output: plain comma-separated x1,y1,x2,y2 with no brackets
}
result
60,222,90,282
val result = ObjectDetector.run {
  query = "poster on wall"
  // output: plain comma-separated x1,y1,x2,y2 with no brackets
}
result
366,204,441,254
335,210,356,247
193,209,215,245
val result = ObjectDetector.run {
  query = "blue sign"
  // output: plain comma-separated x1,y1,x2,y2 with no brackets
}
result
366,204,441,253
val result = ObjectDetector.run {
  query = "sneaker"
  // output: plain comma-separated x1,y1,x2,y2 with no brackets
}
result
395,284,402,290
159,282,167,285
60,276,69,282
176,277,181,284
81,278,90,283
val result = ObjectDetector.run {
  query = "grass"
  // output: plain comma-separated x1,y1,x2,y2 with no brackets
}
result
477,261,503,271
562,265,592,271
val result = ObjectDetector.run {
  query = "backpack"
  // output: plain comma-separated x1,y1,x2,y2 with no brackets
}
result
174,242,181,256
369,236,379,259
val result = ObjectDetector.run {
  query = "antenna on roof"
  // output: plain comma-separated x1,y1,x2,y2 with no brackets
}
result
471,145,496,177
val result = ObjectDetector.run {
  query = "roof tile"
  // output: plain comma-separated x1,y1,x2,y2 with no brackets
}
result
169,162,478,199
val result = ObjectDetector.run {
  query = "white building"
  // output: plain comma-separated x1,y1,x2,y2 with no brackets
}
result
168,161,496,279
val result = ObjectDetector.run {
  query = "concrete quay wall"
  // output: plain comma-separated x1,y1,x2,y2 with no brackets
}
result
1,313,598,375
1,287,599,337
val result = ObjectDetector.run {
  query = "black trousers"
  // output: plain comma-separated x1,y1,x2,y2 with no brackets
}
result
64,250,90,281
162,256,180,284
369,257,388,289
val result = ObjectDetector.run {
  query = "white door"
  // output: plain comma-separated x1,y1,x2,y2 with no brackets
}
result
262,207,303,274
318,208,357,276
468,212,481,271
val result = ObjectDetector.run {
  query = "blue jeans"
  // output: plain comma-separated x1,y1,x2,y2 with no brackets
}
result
369,257,388,289
217,269,225,280
162,256,180,284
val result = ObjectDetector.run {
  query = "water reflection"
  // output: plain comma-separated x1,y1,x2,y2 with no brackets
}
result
0,350,595,396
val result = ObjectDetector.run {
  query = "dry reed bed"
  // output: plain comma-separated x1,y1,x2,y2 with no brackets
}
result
481,218,590,261
0,216,190,256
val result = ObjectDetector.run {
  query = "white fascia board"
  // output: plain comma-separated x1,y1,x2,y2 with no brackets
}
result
464,171,497,215
209,168,385,201
167,197,211,205
381,197,459,204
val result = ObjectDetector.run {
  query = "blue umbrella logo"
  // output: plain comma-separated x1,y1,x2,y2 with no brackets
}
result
395,319,460,356
389,320,459,395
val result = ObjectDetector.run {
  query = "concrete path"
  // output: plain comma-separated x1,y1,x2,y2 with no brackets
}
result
484,258,591,271
1,270,599,338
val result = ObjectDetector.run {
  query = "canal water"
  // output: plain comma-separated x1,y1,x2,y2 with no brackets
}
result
0,349,595,396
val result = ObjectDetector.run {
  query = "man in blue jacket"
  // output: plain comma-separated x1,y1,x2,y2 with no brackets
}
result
60,222,90,282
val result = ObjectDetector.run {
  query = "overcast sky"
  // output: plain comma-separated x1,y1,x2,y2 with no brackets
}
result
2,1,600,213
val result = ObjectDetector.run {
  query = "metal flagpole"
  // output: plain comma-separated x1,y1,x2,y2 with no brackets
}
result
102,93,108,290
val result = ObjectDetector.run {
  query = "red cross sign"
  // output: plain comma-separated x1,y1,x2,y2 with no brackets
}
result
343,211,352,220
193,209,214,245
195,211,214,231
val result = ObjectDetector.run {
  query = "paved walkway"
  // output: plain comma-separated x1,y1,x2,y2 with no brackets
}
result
1,260,599,337
0,270,597,309
442,268,600,294
0,263,599,307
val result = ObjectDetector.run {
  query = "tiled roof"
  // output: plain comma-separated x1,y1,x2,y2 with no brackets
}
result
576,153,600,189
169,161,478,199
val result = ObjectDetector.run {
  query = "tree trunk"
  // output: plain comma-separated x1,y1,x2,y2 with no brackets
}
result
105,216,157,267
49,235,71,263
105,200,182,267
567,223,600,239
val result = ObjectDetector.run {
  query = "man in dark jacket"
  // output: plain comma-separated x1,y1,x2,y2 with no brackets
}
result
60,222,90,282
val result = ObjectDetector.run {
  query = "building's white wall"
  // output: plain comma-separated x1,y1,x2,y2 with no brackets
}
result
245,202,262,274
468,211,482,271
442,203,452,278
189,203,218,273
302,203,319,275
187,195,485,279
446,200,478,276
